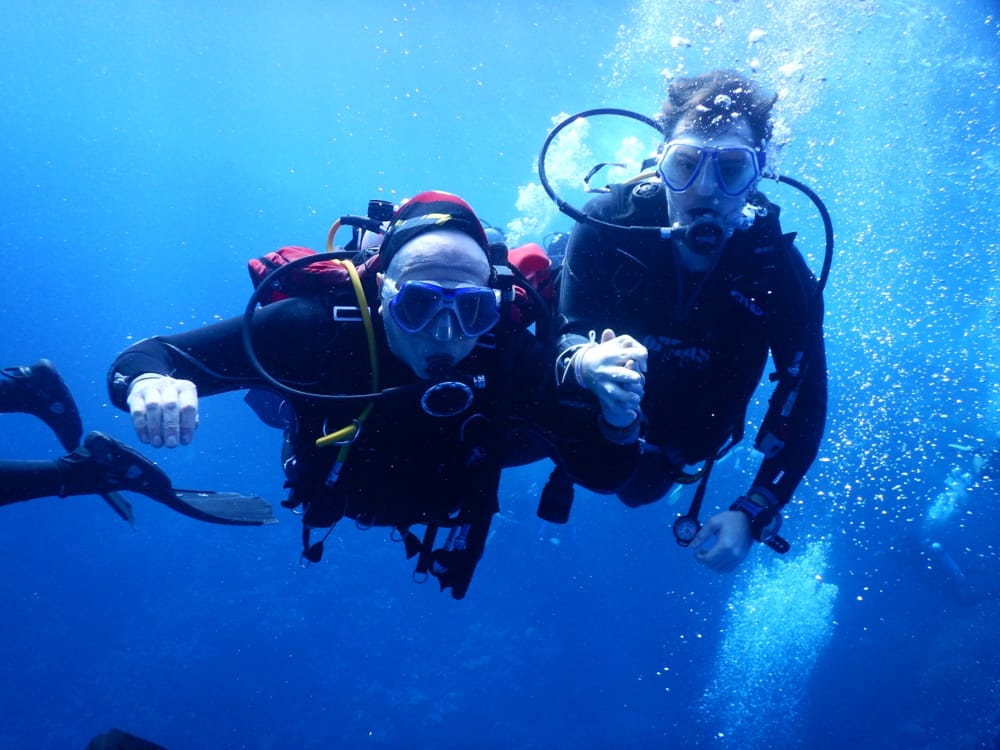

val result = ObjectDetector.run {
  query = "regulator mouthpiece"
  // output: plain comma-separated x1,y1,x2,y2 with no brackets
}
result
682,217,727,255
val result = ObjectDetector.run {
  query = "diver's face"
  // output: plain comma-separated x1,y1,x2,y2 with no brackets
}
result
664,118,758,269
379,230,493,379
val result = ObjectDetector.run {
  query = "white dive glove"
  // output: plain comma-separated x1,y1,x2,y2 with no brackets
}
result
126,373,199,448
571,329,647,441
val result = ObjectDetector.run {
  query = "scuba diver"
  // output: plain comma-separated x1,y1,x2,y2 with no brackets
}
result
107,191,646,600
920,432,1000,605
548,69,829,571
924,541,982,605
0,360,274,526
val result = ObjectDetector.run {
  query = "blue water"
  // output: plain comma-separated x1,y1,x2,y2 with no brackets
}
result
2,1,999,748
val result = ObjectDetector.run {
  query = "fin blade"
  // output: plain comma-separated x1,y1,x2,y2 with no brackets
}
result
100,491,136,528
170,489,278,526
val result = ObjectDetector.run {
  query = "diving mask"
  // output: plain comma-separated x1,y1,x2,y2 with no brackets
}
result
383,279,501,338
657,142,763,197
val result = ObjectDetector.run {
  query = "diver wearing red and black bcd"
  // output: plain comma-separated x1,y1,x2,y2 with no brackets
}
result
109,191,637,599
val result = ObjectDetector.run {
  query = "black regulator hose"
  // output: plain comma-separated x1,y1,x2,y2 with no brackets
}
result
774,174,834,293
241,251,395,403
537,108,680,243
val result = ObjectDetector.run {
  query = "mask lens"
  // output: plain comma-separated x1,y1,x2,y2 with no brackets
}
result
389,282,443,331
714,147,759,196
658,143,706,192
452,288,501,336
658,143,760,196
389,282,500,336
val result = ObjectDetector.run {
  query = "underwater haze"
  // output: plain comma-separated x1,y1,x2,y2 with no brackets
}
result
2,1,999,748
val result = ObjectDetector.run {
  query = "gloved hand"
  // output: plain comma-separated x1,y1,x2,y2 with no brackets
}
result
576,328,647,428
126,373,199,448
690,510,754,572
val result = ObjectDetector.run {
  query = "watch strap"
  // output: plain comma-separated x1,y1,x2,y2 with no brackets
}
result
730,495,790,554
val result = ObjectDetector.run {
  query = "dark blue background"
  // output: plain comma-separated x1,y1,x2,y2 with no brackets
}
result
2,1,998,748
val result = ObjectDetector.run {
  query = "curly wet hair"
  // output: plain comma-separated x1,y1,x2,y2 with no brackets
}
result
659,69,777,148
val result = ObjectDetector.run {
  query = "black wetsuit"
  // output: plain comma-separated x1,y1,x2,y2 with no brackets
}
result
556,180,827,509
108,284,635,598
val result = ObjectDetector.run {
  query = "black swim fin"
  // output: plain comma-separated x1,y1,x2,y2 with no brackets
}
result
100,491,136,528
79,432,276,527
168,488,278,526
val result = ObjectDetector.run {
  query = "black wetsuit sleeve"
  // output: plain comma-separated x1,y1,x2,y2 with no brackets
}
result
542,192,643,490
554,192,626,359
552,192,634,400
557,222,612,348
751,243,828,506
107,296,334,410
507,328,639,494
559,424,640,493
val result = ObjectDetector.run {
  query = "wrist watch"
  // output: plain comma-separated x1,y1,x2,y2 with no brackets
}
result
729,494,790,554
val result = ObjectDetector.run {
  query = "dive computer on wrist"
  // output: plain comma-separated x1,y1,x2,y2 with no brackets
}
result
730,495,790,554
